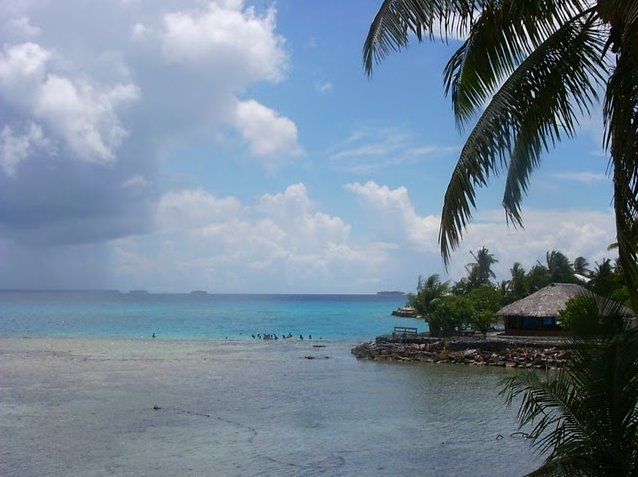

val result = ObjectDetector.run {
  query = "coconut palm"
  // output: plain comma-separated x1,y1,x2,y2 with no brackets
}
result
545,250,574,283
409,273,450,316
363,0,638,311
573,256,591,277
501,294,638,476
465,246,498,288
507,261,528,302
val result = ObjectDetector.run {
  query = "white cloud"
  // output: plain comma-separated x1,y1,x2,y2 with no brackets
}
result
0,122,49,175
550,171,607,183
156,188,244,231
407,145,459,157
449,208,616,281
110,183,383,292
0,42,140,165
232,99,301,160
345,181,616,285
35,75,139,162
154,1,301,165
331,126,457,173
315,81,332,94
161,0,287,84
131,23,150,39
0,42,50,103
345,181,440,251
258,184,350,248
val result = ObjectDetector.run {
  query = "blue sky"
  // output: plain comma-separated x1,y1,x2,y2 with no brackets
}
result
0,0,616,293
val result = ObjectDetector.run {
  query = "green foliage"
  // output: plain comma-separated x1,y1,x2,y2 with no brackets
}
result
412,248,631,340
559,293,626,338
470,310,496,338
545,250,575,284
502,296,638,476
408,274,450,317
505,262,528,304
428,295,473,337
451,277,471,296
420,277,503,337
526,264,551,293
465,247,498,289
573,256,590,276
583,258,632,308
467,285,503,336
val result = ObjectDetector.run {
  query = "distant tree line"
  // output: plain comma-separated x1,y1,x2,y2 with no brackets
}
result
408,247,630,338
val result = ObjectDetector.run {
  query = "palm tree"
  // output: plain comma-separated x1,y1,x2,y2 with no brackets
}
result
573,256,591,277
545,250,574,283
527,263,552,293
501,295,638,476
408,273,450,316
363,1,638,311
507,261,528,302
465,246,498,288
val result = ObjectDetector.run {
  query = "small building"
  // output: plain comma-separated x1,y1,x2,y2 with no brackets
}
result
497,283,587,336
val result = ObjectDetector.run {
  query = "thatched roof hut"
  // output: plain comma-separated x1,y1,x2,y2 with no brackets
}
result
498,283,587,319
498,283,634,336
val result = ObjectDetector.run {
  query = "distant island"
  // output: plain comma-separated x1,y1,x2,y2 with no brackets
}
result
189,290,209,295
376,291,406,296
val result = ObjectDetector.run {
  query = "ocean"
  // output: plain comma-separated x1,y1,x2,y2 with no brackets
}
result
0,291,542,476
0,291,420,340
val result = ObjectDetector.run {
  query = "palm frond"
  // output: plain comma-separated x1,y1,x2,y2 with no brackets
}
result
363,0,481,76
439,14,606,263
502,319,638,476
443,0,589,126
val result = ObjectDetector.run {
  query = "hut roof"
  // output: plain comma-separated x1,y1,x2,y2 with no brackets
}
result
497,283,590,318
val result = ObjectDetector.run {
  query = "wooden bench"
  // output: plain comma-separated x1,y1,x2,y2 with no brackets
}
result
393,326,418,336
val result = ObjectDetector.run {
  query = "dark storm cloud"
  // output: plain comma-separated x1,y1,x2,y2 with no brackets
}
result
0,0,299,290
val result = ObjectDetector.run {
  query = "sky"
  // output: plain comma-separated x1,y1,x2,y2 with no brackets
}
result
0,0,618,293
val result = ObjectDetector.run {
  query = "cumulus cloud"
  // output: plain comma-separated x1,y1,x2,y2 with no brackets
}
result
345,181,616,284
160,1,287,84
437,208,616,283
231,99,302,160
109,183,383,292
0,42,50,103
0,42,140,166
36,75,139,162
156,188,244,231
345,181,440,251
0,122,49,176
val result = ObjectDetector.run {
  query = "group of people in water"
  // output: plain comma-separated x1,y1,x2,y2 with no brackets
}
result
251,332,314,341
149,331,318,340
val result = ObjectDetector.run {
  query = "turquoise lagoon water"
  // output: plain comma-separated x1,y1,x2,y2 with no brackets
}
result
0,291,418,340
0,291,542,476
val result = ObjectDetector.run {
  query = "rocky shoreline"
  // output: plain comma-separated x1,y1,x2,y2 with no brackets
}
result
351,333,569,368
